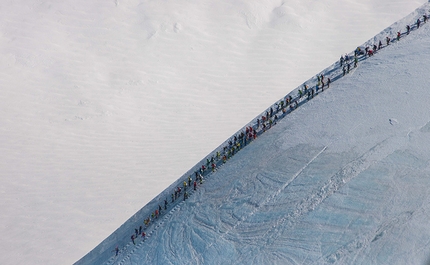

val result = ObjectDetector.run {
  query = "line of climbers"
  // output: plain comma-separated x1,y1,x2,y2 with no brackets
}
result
111,13,428,260
340,15,428,76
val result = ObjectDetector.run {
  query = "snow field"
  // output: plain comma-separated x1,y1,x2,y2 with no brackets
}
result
0,0,427,264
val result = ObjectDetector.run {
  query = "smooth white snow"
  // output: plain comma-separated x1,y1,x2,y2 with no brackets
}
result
0,0,427,264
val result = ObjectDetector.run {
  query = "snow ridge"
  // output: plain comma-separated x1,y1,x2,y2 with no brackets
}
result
77,2,430,264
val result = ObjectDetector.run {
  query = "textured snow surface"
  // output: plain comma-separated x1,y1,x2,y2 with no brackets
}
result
79,2,430,264
0,0,428,264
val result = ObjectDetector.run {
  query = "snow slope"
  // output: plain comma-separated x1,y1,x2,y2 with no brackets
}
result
0,0,426,264
78,2,430,264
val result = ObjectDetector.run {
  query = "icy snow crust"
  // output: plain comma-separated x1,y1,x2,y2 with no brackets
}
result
78,3,430,265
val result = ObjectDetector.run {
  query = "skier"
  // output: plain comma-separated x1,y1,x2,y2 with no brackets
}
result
378,40,382,50
275,103,279,113
135,228,138,237
139,226,142,235
141,231,146,239
184,191,188,201
327,77,331,88
344,54,349,62
347,63,350,73
164,199,168,210
417,18,421,29
340,55,344,66
194,180,197,190
188,176,192,187
183,180,187,191
397,32,400,41
386,36,390,45
354,56,358,68
424,14,428,23
354,47,360,57
115,246,119,256
131,235,136,245
342,66,346,76
406,25,411,35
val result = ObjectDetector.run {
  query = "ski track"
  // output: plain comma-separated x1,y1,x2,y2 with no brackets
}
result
309,137,410,265
229,135,402,265
205,145,328,253
323,210,415,265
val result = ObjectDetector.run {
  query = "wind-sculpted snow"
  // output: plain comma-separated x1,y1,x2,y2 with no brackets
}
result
77,3,430,264
2,0,429,263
